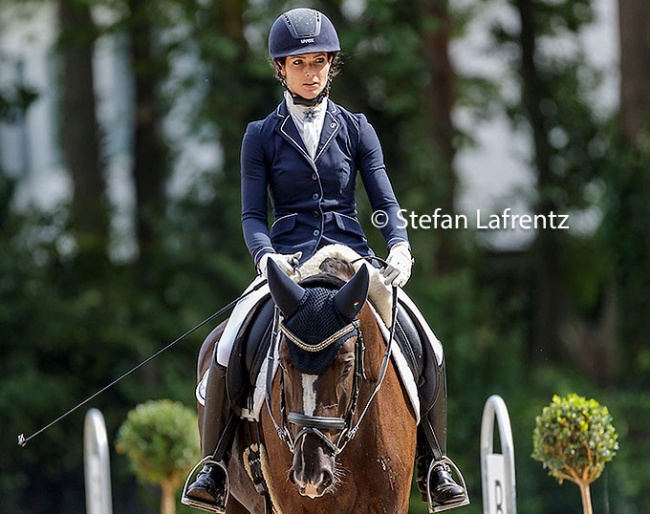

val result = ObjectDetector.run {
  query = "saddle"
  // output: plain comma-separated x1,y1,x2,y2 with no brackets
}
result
225,292,272,410
224,283,435,417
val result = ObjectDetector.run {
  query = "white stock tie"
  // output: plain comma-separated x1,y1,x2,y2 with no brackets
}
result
303,108,319,159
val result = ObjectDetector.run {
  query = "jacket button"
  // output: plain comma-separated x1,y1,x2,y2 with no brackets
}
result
312,193,319,200
312,211,319,217
313,230,320,237
311,173,318,181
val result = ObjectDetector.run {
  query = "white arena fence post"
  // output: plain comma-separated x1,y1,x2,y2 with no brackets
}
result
84,408,113,514
480,395,516,514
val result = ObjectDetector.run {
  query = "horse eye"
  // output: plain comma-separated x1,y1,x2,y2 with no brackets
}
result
342,360,354,375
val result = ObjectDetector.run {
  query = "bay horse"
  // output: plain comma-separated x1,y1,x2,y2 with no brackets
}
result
195,257,417,513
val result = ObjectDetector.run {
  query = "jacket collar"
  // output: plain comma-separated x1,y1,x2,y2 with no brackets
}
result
275,98,340,119
276,99,341,164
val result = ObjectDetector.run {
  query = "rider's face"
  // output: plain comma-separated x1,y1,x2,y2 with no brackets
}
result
278,52,331,100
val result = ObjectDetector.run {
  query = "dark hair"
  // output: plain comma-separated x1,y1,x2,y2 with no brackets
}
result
272,52,343,86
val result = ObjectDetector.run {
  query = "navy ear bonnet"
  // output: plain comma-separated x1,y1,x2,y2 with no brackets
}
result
266,260,369,375
283,276,354,375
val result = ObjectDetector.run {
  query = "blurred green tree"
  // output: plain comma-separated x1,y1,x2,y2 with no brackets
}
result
606,0,650,383
532,393,618,514
487,0,622,382
56,0,109,252
116,400,200,514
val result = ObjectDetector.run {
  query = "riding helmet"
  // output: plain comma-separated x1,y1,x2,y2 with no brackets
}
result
268,8,341,59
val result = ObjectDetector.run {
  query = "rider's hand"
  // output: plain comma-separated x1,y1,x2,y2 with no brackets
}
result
382,242,413,288
258,251,302,278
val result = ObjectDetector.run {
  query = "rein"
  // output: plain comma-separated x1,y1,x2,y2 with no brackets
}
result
338,284,398,452
264,284,399,457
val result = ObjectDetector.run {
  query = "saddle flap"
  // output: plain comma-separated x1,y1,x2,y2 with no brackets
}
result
395,305,424,386
227,295,275,408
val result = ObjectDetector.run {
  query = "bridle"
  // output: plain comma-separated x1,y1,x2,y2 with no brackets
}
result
279,317,364,456
265,285,398,457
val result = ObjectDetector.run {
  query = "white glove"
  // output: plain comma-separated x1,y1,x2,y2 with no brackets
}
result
382,243,413,287
258,251,302,278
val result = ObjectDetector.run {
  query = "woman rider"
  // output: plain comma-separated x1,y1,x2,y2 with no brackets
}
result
183,8,467,513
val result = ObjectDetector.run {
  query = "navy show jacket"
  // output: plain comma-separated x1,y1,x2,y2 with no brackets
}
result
241,98,409,266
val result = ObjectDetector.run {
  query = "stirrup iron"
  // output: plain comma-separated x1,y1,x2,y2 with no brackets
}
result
181,457,230,513
426,456,470,513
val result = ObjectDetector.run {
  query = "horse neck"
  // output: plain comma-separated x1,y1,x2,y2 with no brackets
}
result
353,306,399,417
358,306,387,382
348,306,413,449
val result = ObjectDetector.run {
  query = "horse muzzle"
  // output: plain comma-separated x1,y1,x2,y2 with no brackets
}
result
289,434,337,498
290,463,336,498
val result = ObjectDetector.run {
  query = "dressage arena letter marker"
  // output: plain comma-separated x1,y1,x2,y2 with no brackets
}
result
84,409,113,514
480,395,516,514
486,454,506,513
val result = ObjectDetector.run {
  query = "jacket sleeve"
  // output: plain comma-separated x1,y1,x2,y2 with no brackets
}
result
354,114,410,252
241,121,275,265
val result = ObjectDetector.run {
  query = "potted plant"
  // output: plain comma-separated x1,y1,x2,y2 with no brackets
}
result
116,399,200,514
532,393,618,514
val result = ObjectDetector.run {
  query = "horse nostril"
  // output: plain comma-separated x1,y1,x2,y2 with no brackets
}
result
321,470,333,490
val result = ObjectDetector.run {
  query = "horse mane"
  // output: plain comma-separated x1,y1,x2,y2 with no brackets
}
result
297,245,393,326
294,257,357,292
317,257,356,281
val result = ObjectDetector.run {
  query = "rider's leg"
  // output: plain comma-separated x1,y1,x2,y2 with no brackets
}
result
183,276,268,512
396,290,466,509
184,359,235,511
416,360,466,507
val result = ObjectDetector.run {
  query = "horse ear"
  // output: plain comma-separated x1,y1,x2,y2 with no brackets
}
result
267,258,305,317
334,264,369,320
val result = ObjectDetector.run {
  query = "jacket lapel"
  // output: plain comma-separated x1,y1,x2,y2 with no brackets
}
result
275,102,312,164
274,99,341,164
315,101,341,162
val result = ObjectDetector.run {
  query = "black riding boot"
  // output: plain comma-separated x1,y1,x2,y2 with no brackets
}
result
182,361,237,513
416,360,468,512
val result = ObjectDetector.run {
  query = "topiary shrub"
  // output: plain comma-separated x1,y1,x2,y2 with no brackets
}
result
116,400,200,514
532,393,618,514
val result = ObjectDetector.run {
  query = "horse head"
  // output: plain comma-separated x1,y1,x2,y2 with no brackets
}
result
267,258,370,499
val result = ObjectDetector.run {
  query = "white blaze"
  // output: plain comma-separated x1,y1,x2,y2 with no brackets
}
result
302,374,318,416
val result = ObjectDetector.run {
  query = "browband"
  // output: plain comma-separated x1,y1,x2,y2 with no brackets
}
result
279,318,360,353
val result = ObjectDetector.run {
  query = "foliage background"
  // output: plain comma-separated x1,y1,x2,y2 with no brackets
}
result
1,0,648,513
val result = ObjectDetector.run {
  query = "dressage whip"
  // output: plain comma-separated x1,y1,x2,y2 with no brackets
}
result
17,278,268,448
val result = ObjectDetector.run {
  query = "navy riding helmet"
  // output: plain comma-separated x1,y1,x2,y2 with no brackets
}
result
268,8,341,59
